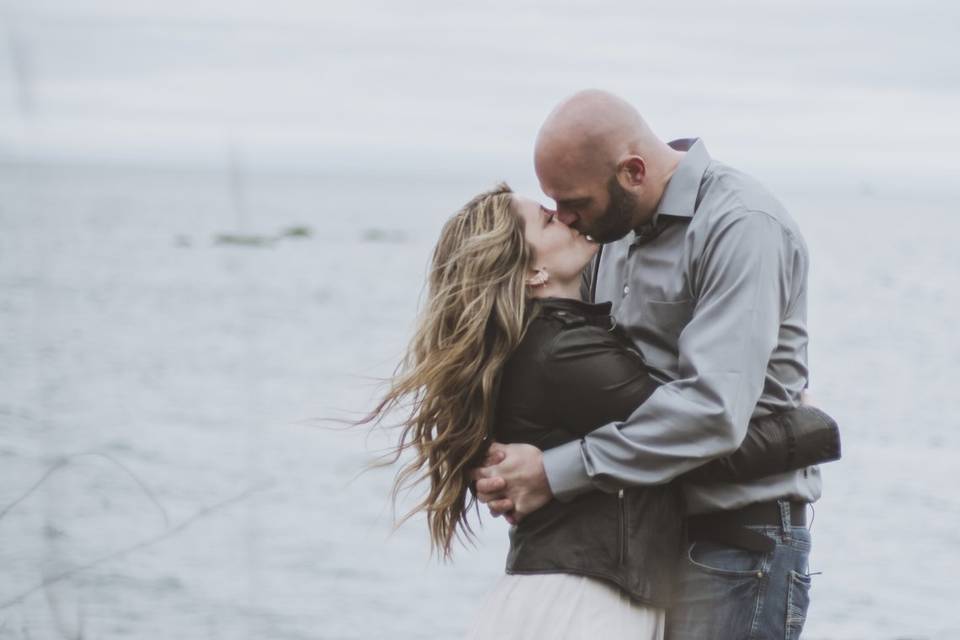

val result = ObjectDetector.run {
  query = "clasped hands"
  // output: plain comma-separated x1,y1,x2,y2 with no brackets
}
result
470,442,553,525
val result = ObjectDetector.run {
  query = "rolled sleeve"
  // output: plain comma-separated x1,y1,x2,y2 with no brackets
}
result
542,440,593,501
544,211,800,496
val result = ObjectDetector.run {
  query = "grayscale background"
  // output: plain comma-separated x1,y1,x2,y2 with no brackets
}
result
1,1,957,638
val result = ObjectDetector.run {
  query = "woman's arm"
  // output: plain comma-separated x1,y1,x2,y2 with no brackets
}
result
681,404,840,483
542,324,659,435
542,323,840,482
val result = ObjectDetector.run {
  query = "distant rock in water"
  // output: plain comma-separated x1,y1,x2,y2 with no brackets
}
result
280,225,312,238
214,233,275,247
211,224,314,247
361,228,407,243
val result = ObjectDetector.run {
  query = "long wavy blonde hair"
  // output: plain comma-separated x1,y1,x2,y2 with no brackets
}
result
360,182,535,560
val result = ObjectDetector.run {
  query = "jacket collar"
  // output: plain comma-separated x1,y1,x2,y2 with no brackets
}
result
531,296,614,326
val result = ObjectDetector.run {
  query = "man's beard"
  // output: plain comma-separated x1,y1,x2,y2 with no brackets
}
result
586,176,641,244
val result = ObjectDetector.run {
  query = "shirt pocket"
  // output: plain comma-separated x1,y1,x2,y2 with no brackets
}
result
640,297,694,347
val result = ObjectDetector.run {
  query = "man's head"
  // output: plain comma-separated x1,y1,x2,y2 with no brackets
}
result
534,89,682,243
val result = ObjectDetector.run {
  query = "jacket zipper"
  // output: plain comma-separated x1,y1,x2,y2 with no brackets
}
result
618,488,626,564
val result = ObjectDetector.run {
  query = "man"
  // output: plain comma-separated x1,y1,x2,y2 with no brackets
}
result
471,89,820,639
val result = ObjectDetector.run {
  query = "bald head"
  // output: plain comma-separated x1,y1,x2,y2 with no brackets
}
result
535,90,652,178
535,89,672,184
533,90,682,241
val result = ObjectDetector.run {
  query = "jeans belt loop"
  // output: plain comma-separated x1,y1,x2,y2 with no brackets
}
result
778,499,791,539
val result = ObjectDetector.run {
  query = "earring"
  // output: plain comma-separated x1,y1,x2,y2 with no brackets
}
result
527,268,549,288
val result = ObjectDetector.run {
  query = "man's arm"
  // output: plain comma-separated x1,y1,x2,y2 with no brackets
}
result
543,211,806,501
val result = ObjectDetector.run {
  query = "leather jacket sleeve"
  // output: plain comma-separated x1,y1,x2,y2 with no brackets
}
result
681,404,840,483
541,322,841,482
543,325,659,435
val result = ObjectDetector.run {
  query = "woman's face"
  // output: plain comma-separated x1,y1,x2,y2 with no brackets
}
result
513,195,599,285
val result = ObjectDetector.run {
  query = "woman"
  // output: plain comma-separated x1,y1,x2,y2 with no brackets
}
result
360,184,839,639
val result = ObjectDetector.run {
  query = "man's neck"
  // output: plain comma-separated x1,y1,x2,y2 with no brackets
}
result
635,148,686,232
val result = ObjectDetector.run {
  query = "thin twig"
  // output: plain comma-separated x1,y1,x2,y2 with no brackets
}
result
0,481,275,611
0,452,170,528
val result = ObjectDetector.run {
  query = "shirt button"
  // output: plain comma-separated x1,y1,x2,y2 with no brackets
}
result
623,285,630,295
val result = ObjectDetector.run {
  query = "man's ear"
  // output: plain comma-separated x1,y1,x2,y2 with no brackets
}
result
619,156,646,187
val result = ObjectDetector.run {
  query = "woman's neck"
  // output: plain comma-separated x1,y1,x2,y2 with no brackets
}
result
529,279,583,301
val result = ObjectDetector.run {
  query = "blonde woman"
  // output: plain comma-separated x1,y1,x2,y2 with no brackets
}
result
360,184,839,639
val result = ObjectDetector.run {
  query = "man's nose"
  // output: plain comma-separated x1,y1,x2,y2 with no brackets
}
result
555,210,579,226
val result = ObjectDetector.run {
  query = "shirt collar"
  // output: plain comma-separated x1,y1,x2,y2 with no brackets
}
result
627,137,710,245
654,137,711,221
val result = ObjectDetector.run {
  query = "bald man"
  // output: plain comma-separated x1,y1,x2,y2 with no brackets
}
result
471,90,819,639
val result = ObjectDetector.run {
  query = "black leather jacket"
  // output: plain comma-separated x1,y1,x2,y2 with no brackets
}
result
493,296,840,607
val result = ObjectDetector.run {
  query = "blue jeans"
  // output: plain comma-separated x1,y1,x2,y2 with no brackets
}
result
666,503,813,640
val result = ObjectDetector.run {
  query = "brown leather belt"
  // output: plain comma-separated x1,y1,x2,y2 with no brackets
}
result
686,500,808,553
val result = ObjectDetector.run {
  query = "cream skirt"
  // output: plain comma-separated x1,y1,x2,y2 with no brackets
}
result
463,573,665,640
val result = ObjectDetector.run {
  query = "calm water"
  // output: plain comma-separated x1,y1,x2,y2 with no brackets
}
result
1,163,957,639
1,1,959,638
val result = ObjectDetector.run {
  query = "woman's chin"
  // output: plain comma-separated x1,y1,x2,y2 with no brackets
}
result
580,235,601,254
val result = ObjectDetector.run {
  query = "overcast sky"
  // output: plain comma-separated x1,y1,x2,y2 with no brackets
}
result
1,0,957,192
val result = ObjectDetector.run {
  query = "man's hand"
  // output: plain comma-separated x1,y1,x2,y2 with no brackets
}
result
470,441,553,524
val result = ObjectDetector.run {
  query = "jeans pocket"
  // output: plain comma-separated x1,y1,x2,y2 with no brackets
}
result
785,570,811,640
686,539,768,578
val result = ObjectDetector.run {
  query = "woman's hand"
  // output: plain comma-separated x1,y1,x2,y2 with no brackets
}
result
471,442,553,524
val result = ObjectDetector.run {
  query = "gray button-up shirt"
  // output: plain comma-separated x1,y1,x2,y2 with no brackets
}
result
542,138,822,515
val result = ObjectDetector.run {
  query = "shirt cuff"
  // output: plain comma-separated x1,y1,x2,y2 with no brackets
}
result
542,439,594,502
